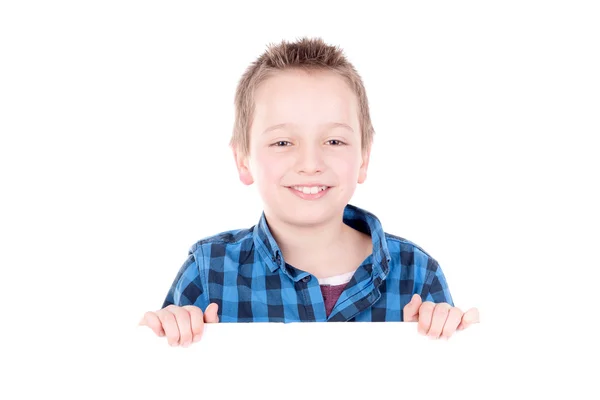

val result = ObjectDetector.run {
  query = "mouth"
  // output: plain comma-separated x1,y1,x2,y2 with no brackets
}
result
285,185,332,200
287,185,330,195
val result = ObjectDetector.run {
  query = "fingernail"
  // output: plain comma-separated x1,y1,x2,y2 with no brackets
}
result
193,335,201,342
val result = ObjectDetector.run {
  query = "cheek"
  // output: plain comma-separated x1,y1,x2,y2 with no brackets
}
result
330,153,362,181
254,151,289,185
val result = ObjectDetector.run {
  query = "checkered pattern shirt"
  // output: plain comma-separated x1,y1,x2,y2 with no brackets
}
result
162,204,454,322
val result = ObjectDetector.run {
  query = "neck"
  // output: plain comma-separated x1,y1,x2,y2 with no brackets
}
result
265,210,349,270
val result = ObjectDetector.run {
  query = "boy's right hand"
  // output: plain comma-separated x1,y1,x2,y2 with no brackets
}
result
139,303,219,347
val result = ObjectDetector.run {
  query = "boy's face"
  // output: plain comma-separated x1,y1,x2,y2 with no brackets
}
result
235,69,370,227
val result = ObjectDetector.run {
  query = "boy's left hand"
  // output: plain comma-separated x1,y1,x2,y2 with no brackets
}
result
403,294,479,339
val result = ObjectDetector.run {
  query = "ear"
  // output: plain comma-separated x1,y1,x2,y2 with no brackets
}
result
357,146,371,184
232,146,254,185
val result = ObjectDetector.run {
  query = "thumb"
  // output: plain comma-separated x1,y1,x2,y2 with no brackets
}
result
204,303,220,323
403,294,422,322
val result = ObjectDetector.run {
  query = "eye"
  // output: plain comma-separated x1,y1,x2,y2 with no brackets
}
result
271,141,292,147
326,139,346,146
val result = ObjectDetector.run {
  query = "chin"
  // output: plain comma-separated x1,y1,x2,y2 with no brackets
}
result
281,201,342,227
262,186,349,225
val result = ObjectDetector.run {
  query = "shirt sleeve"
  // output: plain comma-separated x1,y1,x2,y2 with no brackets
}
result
161,249,209,310
421,258,454,306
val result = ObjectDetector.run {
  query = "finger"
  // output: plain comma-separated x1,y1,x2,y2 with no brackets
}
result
139,311,165,337
417,301,436,335
402,294,422,322
182,305,205,343
441,307,463,339
458,307,480,330
204,303,219,324
167,305,194,347
427,303,452,339
157,308,181,346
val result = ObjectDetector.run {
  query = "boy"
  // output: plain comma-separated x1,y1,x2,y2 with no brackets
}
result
140,37,479,346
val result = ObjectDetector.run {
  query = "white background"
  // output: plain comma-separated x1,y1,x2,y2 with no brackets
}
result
1,1,598,398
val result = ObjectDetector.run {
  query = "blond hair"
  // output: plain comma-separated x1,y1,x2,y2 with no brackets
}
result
230,37,374,157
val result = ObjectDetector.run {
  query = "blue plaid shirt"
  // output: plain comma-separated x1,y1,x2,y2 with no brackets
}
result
162,204,453,322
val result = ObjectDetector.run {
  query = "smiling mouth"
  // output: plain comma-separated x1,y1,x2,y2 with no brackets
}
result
287,185,330,195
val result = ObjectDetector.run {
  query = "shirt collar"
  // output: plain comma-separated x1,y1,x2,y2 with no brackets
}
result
253,204,391,281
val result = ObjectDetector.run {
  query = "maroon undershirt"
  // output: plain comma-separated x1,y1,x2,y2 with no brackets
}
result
320,283,348,317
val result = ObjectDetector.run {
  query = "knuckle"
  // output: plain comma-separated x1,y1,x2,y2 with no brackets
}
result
159,311,176,325
451,307,463,316
161,318,177,338
166,305,187,319
434,305,450,316
175,317,190,332
451,312,464,324
183,305,203,318
140,312,154,326
462,311,473,323
448,310,463,325
157,308,173,319
169,307,191,325
167,305,184,316
164,310,177,321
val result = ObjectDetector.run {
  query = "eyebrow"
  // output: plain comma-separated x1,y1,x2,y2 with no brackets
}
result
262,122,354,135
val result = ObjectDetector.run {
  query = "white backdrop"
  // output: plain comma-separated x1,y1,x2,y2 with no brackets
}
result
1,1,598,398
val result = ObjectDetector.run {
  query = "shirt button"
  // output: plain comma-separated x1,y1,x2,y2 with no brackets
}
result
302,276,311,283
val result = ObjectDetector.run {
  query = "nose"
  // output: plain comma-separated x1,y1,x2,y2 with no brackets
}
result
295,143,325,175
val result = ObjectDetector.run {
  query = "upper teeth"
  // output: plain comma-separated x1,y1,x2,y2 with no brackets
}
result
293,186,328,194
